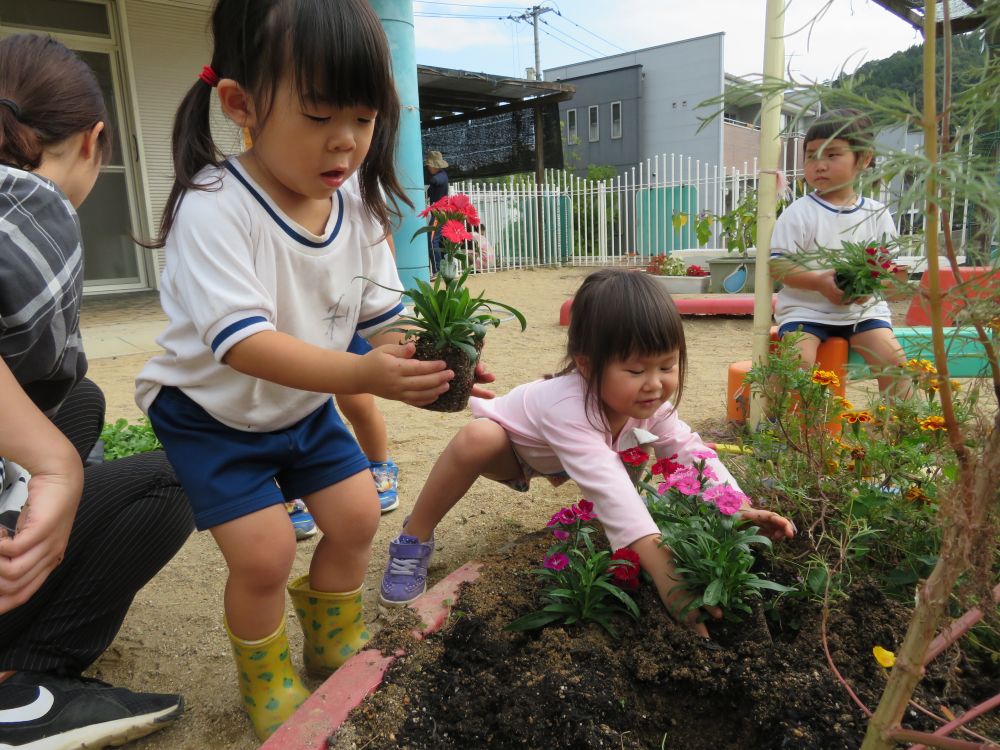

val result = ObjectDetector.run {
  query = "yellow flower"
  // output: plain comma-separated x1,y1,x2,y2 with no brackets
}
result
811,369,840,388
951,380,961,392
906,359,937,374
873,645,896,668
837,397,854,411
905,486,927,504
918,416,946,431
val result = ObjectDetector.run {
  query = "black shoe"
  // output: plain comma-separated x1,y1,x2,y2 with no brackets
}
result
0,672,183,749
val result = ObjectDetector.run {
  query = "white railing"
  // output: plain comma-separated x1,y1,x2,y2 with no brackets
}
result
452,142,976,274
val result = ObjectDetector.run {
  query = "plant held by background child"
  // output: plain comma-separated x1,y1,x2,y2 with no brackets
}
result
382,194,526,412
507,500,640,637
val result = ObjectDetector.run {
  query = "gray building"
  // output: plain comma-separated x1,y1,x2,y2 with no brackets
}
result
546,34,815,179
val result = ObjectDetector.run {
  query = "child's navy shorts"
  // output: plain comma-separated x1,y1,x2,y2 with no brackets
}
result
777,319,891,342
148,386,370,530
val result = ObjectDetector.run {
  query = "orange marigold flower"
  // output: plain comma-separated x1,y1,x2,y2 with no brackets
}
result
812,369,840,388
918,415,946,431
951,380,961,392
906,358,937,374
843,410,872,424
905,486,927,503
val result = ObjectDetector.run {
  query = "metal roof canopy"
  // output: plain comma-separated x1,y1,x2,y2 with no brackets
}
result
873,0,991,35
417,65,575,128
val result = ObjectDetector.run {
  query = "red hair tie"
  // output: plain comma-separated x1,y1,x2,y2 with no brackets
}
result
198,65,220,87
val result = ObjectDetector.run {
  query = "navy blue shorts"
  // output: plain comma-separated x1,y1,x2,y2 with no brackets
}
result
148,386,370,530
777,319,892,342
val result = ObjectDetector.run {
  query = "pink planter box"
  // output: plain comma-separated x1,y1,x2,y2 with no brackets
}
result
260,562,483,750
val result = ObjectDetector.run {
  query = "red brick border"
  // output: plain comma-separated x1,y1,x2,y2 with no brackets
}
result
260,562,483,749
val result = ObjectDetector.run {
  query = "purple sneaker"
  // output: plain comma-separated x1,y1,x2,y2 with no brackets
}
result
379,532,435,607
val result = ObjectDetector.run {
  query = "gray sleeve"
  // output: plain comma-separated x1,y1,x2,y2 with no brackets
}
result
0,169,86,413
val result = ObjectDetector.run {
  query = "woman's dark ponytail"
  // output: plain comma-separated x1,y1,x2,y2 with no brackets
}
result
0,34,111,171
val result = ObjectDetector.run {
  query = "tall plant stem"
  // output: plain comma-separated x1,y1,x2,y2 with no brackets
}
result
861,4,985,748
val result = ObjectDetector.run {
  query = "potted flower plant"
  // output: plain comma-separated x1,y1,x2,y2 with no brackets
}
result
645,253,712,294
381,194,526,412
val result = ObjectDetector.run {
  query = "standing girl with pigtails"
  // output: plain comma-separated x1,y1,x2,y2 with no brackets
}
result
135,0,491,740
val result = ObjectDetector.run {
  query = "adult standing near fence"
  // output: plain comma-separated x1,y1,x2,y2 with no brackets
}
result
0,33,194,749
425,150,449,273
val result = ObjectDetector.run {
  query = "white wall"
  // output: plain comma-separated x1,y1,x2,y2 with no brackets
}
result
122,0,239,275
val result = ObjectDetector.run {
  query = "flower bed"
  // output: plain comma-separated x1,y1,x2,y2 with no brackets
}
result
331,531,998,749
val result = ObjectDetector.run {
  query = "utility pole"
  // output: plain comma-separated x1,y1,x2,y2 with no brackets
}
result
525,4,553,80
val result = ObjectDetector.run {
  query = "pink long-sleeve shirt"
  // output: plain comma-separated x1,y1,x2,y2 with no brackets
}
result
470,371,740,550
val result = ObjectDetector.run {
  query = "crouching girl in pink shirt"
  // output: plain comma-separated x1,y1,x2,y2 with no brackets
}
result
379,268,794,634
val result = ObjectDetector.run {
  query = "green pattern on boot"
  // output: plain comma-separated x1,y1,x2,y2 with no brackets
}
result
226,617,311,741
288,575,372,678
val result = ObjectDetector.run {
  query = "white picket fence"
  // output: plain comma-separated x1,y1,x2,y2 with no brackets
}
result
452,146,976,274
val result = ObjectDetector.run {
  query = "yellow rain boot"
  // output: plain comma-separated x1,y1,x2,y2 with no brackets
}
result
287,575,372,678
225,616,311,741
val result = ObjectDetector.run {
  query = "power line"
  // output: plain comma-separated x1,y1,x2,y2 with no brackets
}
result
415,1,523,8
551,9,627,53
414,12,508,19
538,16,606,58
526,20,594,59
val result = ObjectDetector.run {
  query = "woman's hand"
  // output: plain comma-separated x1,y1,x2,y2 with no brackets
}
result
0,360,84,613
0,471,81,613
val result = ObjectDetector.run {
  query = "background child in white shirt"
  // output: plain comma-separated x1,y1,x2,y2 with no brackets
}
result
771,108,908,395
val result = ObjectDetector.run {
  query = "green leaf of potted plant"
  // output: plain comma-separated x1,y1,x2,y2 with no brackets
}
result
380,194,527,412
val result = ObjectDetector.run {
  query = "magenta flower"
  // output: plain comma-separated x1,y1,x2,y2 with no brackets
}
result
702,485,746,516
700,465,719,482
557,508,577,525
552,529,569,541
571,501,596,522
692,450,718,461
544,552,569,571
577,499,594,514
662,466,702,496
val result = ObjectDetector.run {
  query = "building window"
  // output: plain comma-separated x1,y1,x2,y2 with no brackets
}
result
0,0,110,36
566,109,578,144
588,105,599,142
611,101,622,139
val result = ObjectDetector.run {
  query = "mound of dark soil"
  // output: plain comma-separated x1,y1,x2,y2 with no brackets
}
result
334,532,998,750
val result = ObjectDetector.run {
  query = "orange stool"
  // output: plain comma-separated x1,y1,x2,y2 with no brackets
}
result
727,331,849,424
559,297,573,326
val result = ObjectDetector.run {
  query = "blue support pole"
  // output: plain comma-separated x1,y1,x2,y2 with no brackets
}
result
371,0,428,289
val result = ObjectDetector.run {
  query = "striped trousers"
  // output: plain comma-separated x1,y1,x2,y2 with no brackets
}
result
0,379,194,675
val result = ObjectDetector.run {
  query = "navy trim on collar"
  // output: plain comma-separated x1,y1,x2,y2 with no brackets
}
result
223,161,343,248
808,192,865,215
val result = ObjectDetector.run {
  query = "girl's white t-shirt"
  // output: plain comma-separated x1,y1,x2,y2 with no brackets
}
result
470,371,740,550
771,192,898,328
135,160,403,432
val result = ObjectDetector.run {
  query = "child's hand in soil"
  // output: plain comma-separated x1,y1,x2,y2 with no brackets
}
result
736,508,796,542
471,360,497,399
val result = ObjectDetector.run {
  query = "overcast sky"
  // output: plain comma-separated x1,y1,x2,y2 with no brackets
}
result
412,0,925,82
